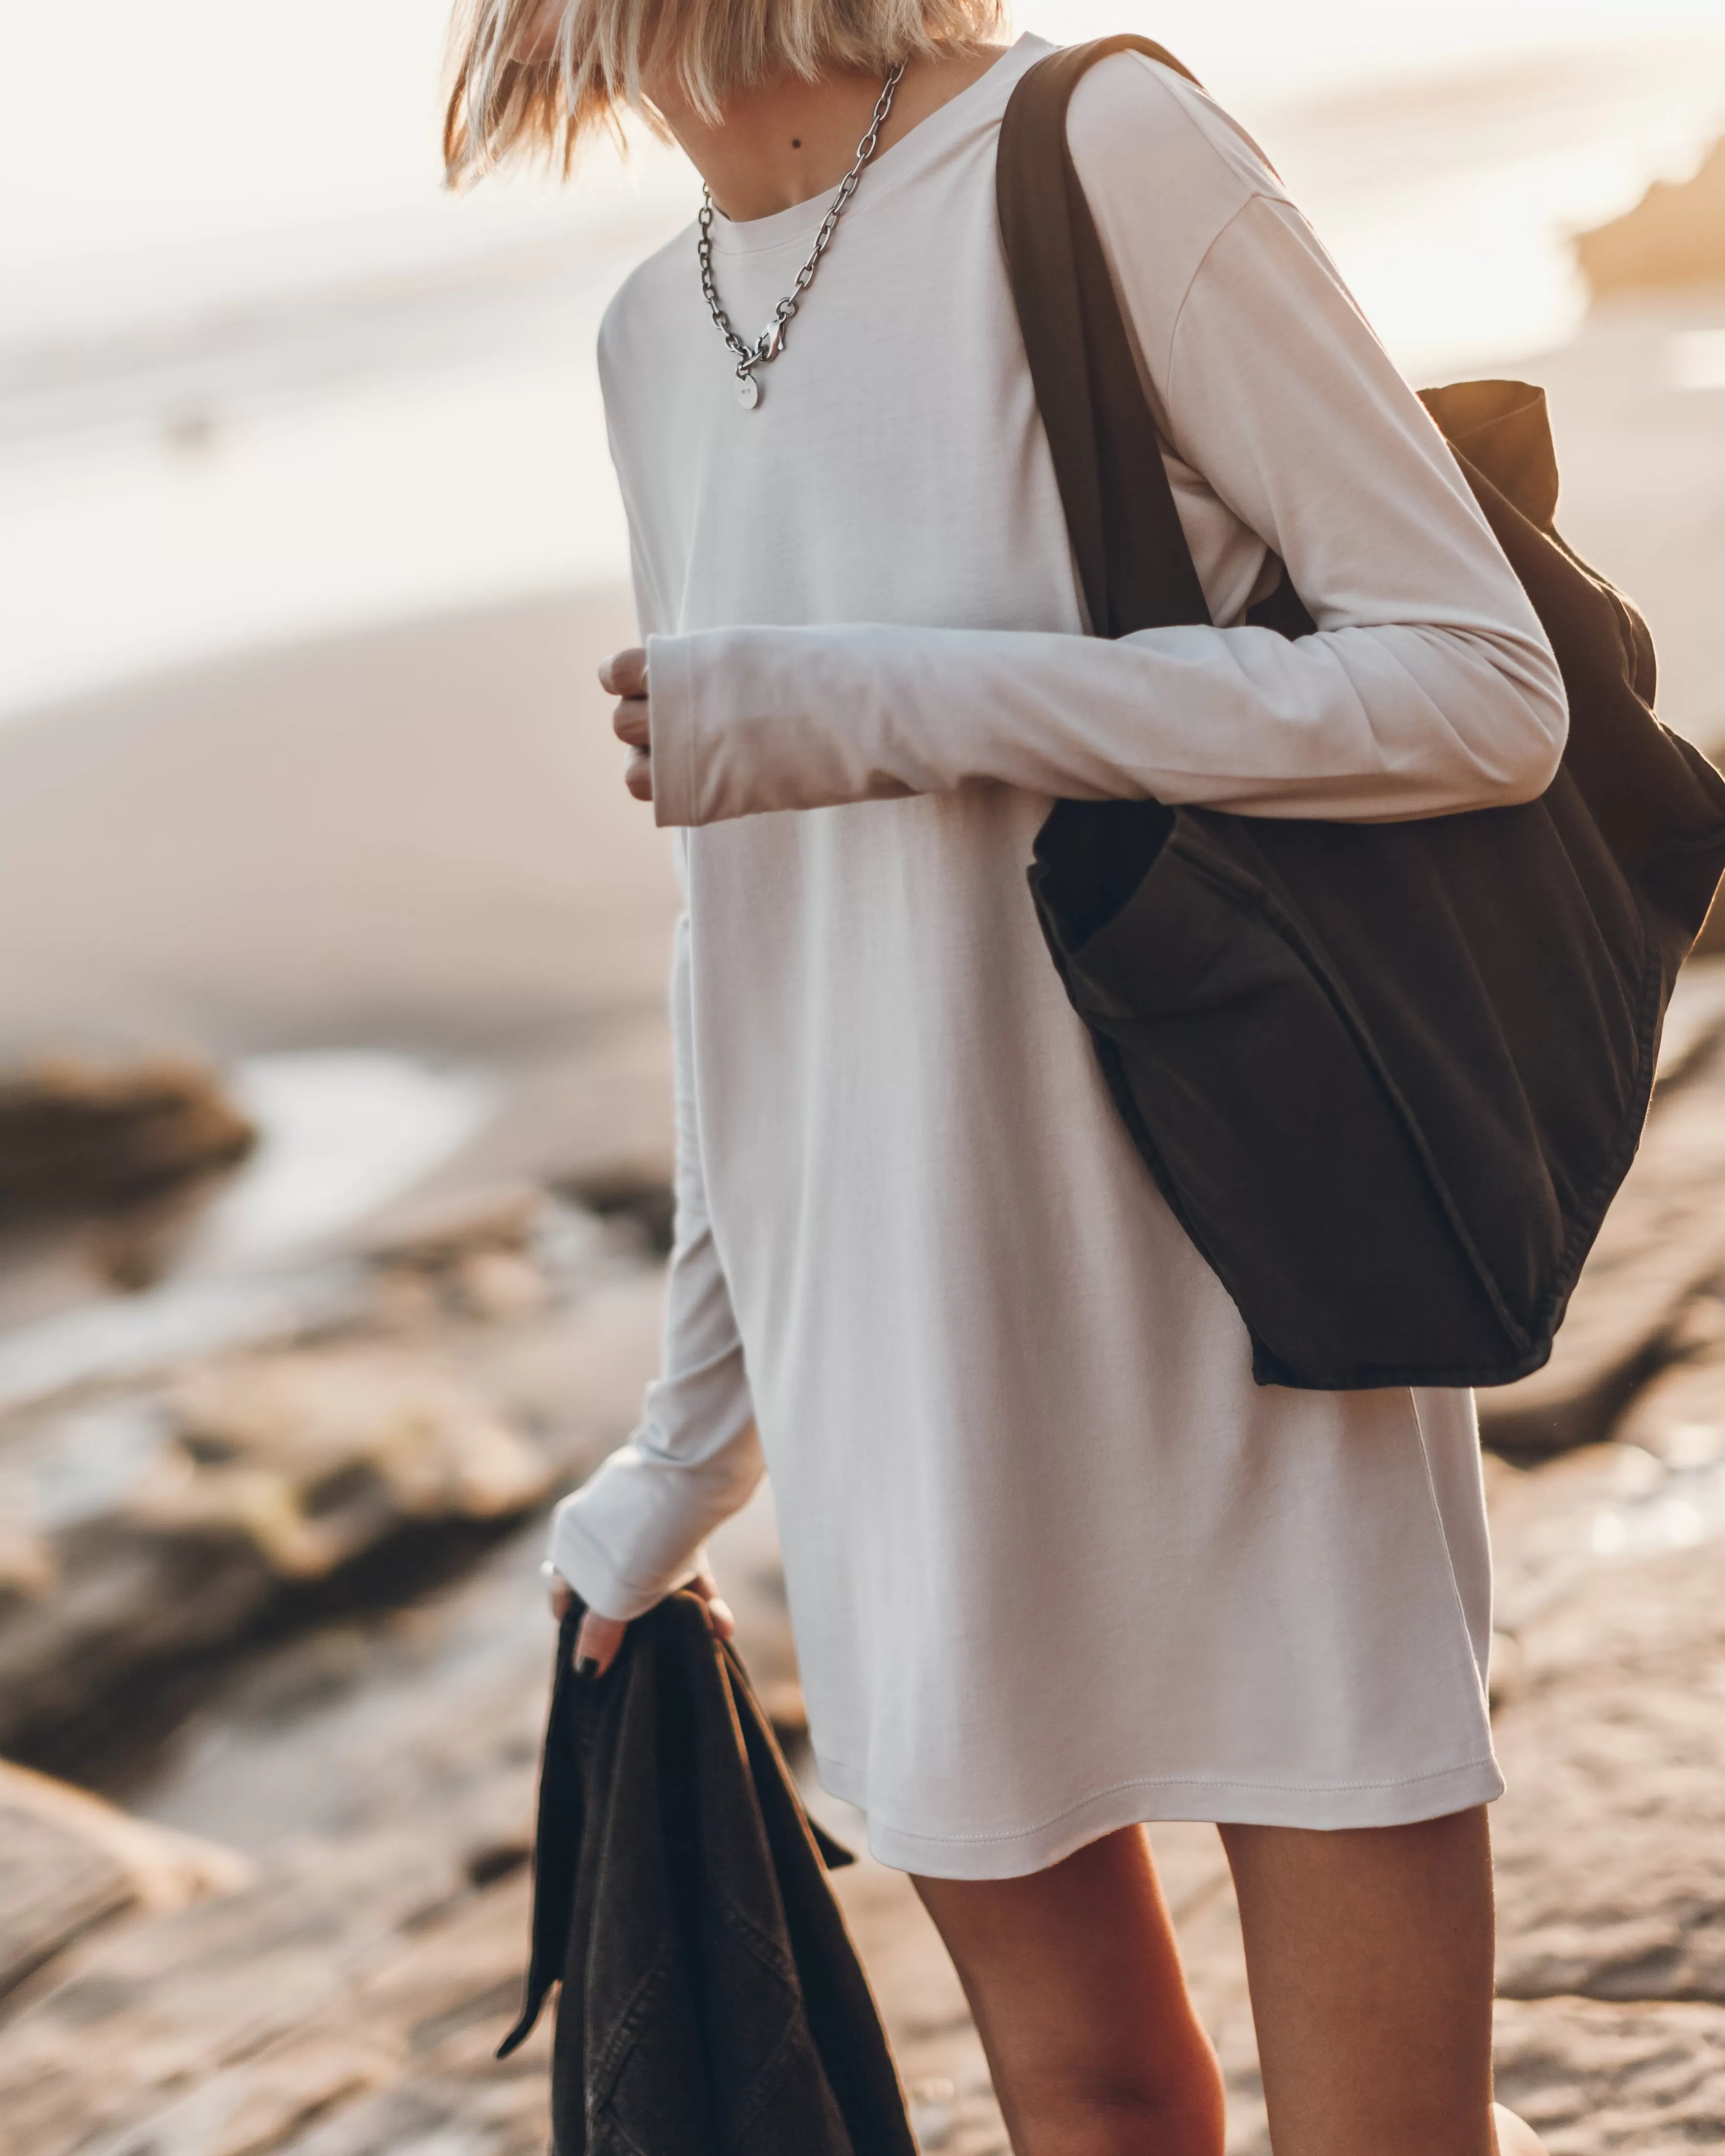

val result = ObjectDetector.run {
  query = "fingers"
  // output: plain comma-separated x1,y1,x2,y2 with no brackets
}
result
601,648,651,801
574,1609,629,1679
598,646,648,698
546,1562,731,1690
546,1569,630,1680
690,1567,737,1642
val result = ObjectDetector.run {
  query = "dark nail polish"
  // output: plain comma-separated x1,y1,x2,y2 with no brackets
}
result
575,1655,600,1681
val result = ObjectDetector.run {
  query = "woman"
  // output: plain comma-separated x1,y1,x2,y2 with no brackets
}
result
445,5,1564,2150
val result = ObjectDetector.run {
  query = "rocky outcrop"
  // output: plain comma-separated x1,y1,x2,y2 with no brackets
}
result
5,1416,1725,2155
0,1810,551,2156
0,1192,665,1775
0,1758,245,2011
0,1055,254,1224
1479,970,1725,1457
0,1343,552,1766
0,1510,580,2155
1577,139,1725,298
1493,1998,1725,2153
1490,1529,1725,2004
8,969,1725,2151
159,1349,550,1577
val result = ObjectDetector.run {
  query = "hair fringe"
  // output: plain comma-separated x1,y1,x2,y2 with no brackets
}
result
443,0,1002,184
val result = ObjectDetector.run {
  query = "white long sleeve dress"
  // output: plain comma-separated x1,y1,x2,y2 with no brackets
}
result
548,36,1568,1879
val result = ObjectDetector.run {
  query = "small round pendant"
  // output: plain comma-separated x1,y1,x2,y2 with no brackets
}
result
737,373,760,410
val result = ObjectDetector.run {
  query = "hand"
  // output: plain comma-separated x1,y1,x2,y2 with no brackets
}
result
547,1565,736,1679
600,647,652,802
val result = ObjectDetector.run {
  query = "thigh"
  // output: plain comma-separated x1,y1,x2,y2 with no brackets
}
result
1219,1807,1498,2156
913,1826,1224,2156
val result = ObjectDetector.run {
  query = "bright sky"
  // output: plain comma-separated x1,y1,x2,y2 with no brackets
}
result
5,0,1724,277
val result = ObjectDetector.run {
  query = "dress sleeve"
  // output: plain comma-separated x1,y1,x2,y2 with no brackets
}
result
547,910,764,1621
642,66,1567,830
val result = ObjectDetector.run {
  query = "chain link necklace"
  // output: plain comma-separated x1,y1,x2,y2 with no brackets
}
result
697,61,907,410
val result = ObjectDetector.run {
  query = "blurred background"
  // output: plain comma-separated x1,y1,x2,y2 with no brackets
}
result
2,3,1725,2151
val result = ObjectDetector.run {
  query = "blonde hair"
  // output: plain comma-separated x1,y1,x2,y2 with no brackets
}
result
443,0,1003,181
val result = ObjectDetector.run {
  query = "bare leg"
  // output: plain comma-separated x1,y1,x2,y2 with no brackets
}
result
1219,1807,1548,2156
913,1826,1226,2156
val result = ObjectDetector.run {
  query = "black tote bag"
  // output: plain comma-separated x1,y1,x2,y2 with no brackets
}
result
996,36,1725,1391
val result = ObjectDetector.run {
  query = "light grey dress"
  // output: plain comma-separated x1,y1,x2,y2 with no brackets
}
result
549,37,1566,1877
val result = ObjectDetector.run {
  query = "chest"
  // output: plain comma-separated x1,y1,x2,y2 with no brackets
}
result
606,154,1083,638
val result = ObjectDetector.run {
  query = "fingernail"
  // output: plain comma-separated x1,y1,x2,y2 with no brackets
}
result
575,1655,600,1681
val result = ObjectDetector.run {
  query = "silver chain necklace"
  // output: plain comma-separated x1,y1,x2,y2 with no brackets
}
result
697,61,907,411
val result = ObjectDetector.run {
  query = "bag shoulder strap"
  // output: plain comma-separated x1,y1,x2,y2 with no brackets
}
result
995,37,1214,640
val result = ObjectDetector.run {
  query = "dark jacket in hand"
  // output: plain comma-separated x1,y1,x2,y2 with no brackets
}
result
498,1591,918,2156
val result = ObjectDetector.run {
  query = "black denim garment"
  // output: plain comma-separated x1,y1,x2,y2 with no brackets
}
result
498,1590,917,2156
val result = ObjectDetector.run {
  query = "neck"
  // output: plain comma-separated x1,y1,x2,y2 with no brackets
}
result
654,41,1010,223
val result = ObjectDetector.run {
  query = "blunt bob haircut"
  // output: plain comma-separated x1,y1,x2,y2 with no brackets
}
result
444,0,1002,180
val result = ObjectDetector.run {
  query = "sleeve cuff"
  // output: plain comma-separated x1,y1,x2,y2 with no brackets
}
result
647,632,702,827
548,1498,707,1624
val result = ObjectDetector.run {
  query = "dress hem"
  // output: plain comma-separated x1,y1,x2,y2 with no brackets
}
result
815,1751,1507,1880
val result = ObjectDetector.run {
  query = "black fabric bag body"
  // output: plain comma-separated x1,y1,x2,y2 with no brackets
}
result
499,1593,916,2156
997,36,1725,1391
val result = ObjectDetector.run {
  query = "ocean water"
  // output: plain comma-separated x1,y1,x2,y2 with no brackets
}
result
2,0,1724,715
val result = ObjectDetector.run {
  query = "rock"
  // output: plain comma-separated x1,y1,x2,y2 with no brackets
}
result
12,1129,1725,2156
0,1758,245,2009
360,1181,546,1270
1490,1534,1725,2004
449,1248,551,1322
558,1164,677,1257
1614,1345,1725,1466
1487,1442,1671,1634
0,1344,549,1763
158,1348,551,1577
0,1055,254,1226
16,1442,1725,2156
1577,138,1725,298
1494,1997,1725,2152
0,1522,570,2153
1479,1038,1725,1456
0,1819,550,2156
0,1507,281,1766
0,1253,665,1771
1652,956,1725,1089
